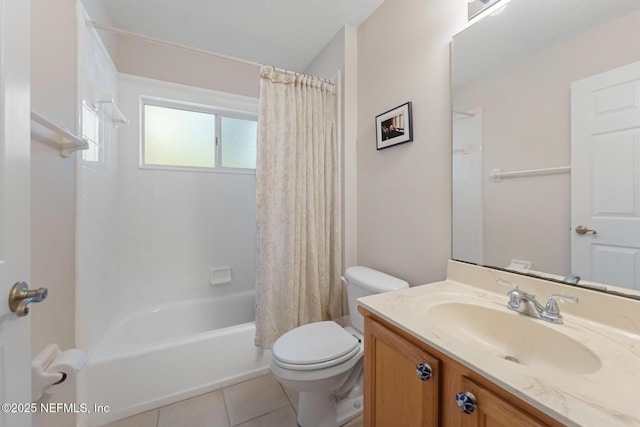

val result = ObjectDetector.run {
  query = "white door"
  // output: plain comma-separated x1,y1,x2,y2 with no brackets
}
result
571,61,640,290
0,0,32,425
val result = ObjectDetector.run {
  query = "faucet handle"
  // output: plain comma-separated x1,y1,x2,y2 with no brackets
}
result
497,280,526,310
545,294,579,315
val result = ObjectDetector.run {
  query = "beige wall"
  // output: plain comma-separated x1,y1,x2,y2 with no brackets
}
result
31,2,78,426
343,26,359,270
454,10,640,275
116,37,260,98
30,142,76,427
356,0,467,285
304,26,359,270
32,0,77,131
31,0,77,355
305,27,346,80
30,144,76,355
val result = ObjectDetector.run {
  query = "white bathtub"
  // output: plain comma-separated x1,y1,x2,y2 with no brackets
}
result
84,290,270,426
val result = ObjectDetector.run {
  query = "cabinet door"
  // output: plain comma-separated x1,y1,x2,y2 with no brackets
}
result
364,318,440,427
456,377,547,427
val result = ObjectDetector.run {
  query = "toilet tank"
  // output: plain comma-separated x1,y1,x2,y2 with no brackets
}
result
344,266,409,333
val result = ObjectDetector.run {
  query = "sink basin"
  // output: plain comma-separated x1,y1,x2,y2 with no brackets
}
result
427,302,601,375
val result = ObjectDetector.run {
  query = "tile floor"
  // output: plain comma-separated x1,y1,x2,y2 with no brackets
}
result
105,373,363,427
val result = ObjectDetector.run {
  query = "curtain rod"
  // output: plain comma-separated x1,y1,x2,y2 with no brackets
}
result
85,20,333,83
86,20,260,67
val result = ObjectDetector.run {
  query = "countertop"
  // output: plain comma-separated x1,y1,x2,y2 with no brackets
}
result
357,262,640,426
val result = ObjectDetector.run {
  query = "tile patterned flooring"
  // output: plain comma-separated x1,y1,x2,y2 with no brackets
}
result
105,373,364,427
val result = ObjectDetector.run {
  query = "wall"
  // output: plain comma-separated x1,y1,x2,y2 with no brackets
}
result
74,10,124,426
343,27,359,270
80,0,117,56
356,0,468,285
30,145,76,357
31,2,123,424
75,3,122,357
116,37,260,98
31,0,77,132
305,25,359,270
453,10,640,274
31,1,79,427
114,29,262,309
117,75,259,310
30,0,78,358
305,27,346,80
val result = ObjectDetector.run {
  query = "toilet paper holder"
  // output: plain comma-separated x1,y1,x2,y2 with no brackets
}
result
31,344,87,402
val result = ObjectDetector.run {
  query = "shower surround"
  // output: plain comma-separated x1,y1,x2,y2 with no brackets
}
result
77,41,262,424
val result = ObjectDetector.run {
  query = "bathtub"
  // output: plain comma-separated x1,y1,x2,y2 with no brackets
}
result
84,290,271,426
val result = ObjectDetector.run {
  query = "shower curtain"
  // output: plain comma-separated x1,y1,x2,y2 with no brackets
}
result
255,66,342,349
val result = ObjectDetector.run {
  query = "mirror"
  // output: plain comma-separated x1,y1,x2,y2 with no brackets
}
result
452,0,640,298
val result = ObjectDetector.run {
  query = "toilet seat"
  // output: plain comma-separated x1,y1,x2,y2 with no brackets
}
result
272,321,359,371
273,345,360,371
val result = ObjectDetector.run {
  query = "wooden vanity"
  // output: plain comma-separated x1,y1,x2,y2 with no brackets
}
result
357,260,640,427
361,306,563,426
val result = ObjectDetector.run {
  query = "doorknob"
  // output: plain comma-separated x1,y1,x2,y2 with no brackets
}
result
8,281,48,317
575,225,597,235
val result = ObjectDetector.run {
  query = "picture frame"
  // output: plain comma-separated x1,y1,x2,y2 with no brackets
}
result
375,102,413,150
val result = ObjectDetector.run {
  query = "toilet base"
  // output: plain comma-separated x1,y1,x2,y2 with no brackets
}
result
336,393,363,426
297,389,363,427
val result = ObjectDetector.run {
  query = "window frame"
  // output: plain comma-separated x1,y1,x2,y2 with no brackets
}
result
81,102,106,168
139,96,258,174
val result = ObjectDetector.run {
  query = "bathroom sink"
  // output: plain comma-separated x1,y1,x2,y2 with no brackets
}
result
427,302,601,375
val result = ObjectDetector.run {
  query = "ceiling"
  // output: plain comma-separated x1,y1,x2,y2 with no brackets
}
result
101,0,386,71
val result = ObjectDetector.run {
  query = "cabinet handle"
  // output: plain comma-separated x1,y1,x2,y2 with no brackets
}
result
455,391,477,414
415,363,432,381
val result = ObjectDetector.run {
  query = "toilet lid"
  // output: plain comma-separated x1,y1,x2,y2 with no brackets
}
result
272,321,359,366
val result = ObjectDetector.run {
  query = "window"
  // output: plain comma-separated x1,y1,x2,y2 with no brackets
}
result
221,116,257,169
81,103,104,165
141,98,257,171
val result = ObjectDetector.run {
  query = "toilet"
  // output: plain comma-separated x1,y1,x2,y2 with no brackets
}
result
270,266,409,427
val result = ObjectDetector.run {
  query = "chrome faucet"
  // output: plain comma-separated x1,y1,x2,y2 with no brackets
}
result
497,280,578,324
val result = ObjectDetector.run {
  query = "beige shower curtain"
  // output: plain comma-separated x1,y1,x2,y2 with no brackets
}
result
255,66,342,349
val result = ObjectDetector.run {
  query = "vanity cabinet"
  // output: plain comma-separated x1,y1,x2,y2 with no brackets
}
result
361,308,564,427
457,377,547,427
363,314,440,426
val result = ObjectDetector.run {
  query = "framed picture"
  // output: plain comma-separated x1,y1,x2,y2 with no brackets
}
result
375,102,413,150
